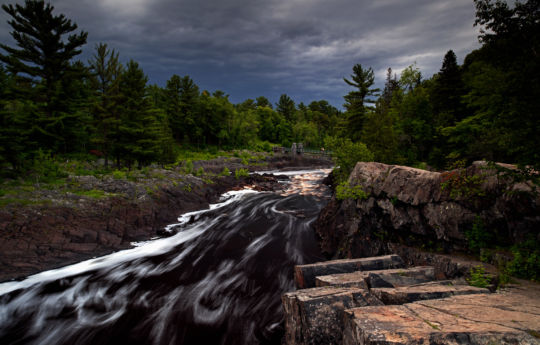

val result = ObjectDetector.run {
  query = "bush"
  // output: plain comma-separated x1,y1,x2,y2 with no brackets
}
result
112,170,126,180
183,160,194,174
467,265,490,288
235,168,249,179
324,136,374,182
335,182,368,201
31,150,68,183
465,216,492,254
506,238,540,281
195,167,204,176
219,167,231,176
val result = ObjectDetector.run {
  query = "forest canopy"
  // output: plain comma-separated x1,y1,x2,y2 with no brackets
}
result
0,0,538,176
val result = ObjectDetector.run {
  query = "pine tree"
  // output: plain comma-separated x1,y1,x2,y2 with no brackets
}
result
89,43,123,166
343,64,379,139
0,0,88,152
276,94,296,123
432,50,465,126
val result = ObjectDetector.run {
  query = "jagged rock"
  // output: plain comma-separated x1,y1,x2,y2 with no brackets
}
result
315,161,540,259
294,255,405,289
370,282,488,305
282,286,383,345
315,266,435,289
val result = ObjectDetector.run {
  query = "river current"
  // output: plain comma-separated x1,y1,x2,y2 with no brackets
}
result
0,169,331,345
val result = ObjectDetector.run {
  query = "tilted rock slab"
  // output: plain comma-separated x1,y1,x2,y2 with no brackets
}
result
294,254,405,289
315,266,435,289
343,291,540,345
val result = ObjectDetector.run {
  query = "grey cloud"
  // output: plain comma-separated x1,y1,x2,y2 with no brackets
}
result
0,0,481,107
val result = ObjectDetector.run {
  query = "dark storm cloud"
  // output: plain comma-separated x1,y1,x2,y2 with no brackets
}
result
0,0,481,107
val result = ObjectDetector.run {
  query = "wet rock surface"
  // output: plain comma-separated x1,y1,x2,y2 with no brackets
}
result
282,254,540,345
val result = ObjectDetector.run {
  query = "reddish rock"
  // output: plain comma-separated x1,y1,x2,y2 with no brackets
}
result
282,286,383,345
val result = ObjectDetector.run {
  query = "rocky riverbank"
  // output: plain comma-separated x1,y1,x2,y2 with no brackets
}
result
0,154,332,282
315,161,539,260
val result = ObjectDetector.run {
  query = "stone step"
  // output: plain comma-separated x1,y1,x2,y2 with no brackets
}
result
370,282,489,305
282,286,383,345
343,293,540,345
315,266,435,289
294,254,405,289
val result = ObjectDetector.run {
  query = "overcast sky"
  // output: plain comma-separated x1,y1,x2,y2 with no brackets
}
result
0,0,482,108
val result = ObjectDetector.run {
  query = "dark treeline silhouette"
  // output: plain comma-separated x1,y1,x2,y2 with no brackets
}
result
1,0,538,175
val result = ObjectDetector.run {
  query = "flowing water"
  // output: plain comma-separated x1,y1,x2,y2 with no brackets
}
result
0,169,331,345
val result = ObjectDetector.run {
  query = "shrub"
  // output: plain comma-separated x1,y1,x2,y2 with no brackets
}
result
219,167,231,176
335,182,368,201
324,136,374,183
235,168,249,179
112,170,126,180
467,265,490,288
506,238,540,281
195,167,204,176
465,216,492,254
183,160,194,174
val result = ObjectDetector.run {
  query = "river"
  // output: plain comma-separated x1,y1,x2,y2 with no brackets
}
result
0,169,331,345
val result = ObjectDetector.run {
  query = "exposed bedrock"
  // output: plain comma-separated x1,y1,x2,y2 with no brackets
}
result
315,161,540,260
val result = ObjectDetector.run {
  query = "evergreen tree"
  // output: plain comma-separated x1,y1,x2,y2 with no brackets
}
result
0,0,88,152
88,43,123,166
116,60,165,168
431,50,465,126
343,64,379,140
276,94,296,123
255,96,272,109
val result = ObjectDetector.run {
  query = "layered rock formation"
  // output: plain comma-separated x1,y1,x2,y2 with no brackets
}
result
282,254,540,345
315,161,539,259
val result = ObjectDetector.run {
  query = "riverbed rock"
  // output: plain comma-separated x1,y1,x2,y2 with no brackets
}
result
0,169,293,282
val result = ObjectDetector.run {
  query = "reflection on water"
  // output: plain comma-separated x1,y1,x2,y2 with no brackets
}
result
0,170,330,345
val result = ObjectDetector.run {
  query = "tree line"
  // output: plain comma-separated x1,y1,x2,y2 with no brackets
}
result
0,0,538,176
341,0,539,172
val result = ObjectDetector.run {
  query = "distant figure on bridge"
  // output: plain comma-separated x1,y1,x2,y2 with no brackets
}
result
297,143,303,155
321,147,325,154
291,143,297,156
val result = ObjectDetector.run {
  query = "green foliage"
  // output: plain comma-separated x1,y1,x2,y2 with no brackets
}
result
325,136,374,182
195,167,204,176
234,168,249,179
440,169,486,199
219,167,231,176
465,216,492,254
335,182,368,201
72,189,111,199
506,238,540,282
183,160,194,175
467,265,490,288
343,64,379,140
112,170,126,180
31,150,68,183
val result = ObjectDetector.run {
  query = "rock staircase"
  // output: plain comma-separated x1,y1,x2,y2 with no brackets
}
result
282,254,540,345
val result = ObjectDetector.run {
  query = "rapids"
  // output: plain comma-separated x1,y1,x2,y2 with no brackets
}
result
0,169,331,345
